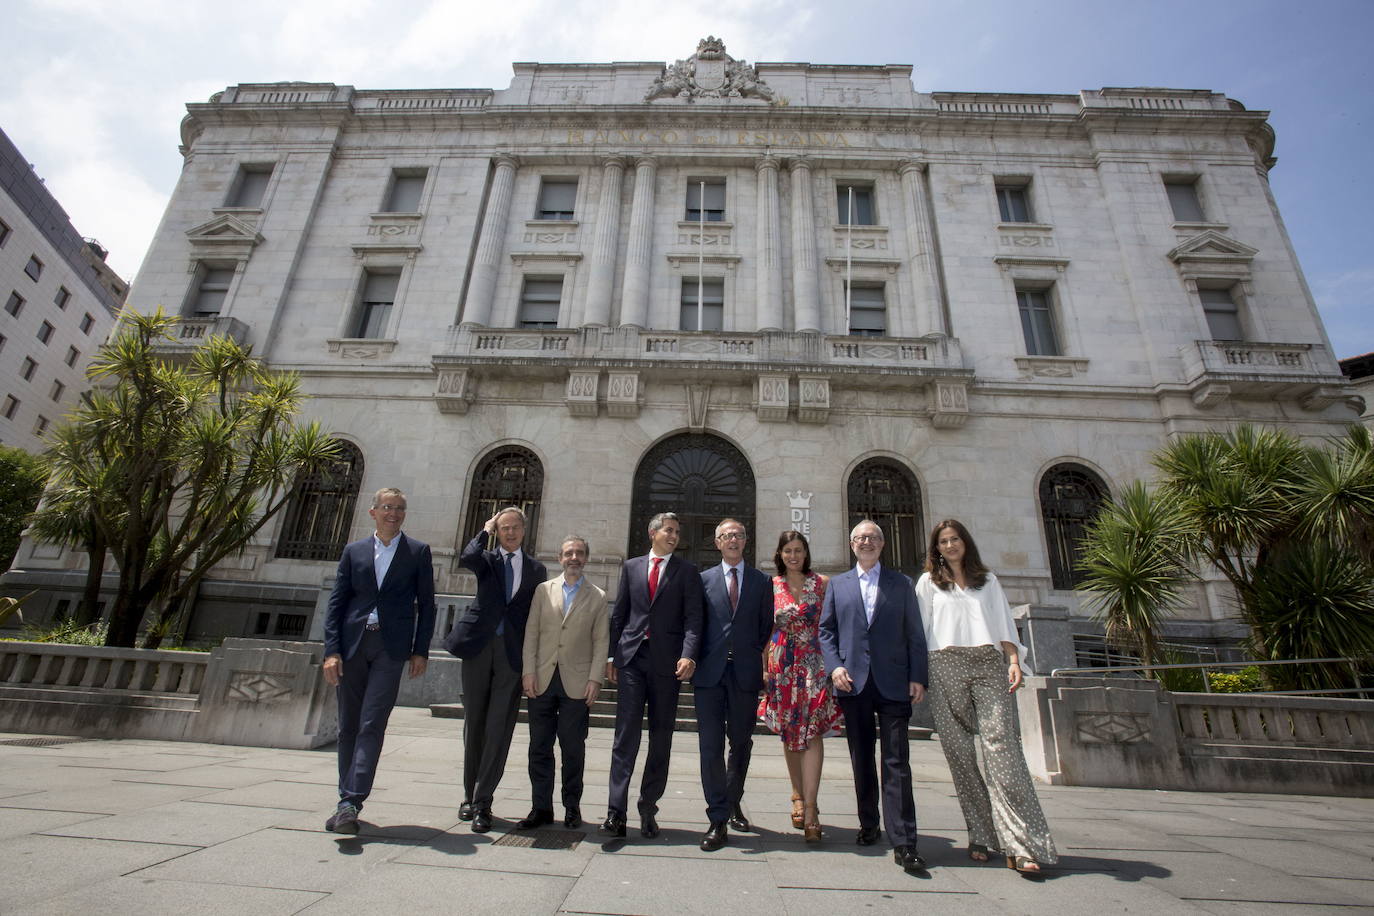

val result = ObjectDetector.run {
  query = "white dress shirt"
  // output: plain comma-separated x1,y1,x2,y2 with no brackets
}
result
916,571,1032,674
368,532,401,626
856,562,881,625
501,546,524,595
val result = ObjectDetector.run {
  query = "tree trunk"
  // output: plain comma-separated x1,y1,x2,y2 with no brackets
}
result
74,535,107,628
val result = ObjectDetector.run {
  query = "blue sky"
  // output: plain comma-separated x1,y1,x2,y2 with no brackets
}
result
3,0,1370,357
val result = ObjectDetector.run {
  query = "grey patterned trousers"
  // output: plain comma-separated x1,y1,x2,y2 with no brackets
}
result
928,644,1058,863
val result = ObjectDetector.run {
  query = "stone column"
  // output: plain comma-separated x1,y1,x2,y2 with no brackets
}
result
462,156,518,327
789,159,821,333
618,157,657,328
582,156,625,327
755,156,783,332
898,159,947,337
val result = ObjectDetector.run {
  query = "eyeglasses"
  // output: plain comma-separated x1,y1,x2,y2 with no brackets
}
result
376,504,407,512
938,536,962,547
851,534,882,544
716,532,745,541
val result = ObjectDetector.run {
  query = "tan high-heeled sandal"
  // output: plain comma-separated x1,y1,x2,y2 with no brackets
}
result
803,804,821,842
790,793,804,829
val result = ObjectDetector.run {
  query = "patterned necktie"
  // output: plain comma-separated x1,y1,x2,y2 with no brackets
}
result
504,552,515,602
648,556,662,600
728,566,739,615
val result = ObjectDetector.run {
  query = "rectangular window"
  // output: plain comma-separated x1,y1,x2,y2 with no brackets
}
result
355,271,399,338
66,345,80,367
0,218,10,246
1165,179,1205,222
518,277,563,328
191,266,234,316
836,183,875,225
5,292,23,317
226,164,273,208
21,357,37,381
37,321,54,345
1200,287,1243,340
79,312,94,334
33,415,49,436
680,278,724,331
2,395,18,420
54,286,71,309
847,283,887,337
535,179,577,220
1017,288,1062,355
24,256,43,281
50,379,65,401
996,182,1033,222
686,179,725,222
383,169,427,213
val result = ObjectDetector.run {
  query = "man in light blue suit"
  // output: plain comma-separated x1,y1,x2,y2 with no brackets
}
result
819,519,928,872
322,487,436,835
692,518,773,851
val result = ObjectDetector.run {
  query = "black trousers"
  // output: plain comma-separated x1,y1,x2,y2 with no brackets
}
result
608,642,681,818
460,639,522,809
526,669,590,812
693,660,759,824
837,677,918,847
336,628,406,810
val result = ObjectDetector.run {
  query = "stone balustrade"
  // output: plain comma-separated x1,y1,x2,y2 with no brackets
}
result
0,638,336,749
1018,676,1374,797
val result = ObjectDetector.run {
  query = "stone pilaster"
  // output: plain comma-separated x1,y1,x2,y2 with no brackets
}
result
897,159,947,337
755,157,783,331
618,157,657,328
789,159,821,333
462,156,518,327
582,157,625,327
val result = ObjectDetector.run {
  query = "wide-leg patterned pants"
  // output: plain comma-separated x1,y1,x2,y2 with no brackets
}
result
928,644,1058,864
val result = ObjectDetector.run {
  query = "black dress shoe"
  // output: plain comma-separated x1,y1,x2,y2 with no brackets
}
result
458,801,475,821
855,826,881,846
640,814,660,838
471,809,494,833
563,807,582,829
599,813,626,837
325,803,359,834
727,804,751,832
700,822,728,851
517,808,554,830
894,845,928,871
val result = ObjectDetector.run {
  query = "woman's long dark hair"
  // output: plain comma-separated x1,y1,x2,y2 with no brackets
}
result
924,518,990,591
773,529,812,577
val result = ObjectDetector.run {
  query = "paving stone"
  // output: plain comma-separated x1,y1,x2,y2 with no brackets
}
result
777,887,992,915
394,828,593,876
191,780,336,811
8,876,325,916
114,763,298,789
0,834,195,910
305,863,575,914
41,799,300,846
562,852,787,915
6,779,216,815
1116,848,1372,906
0,806,107,843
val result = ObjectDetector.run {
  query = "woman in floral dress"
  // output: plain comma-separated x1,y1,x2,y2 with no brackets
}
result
758,530,842,841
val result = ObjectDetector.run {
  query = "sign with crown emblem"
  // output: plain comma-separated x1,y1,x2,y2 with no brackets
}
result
788,490,814,536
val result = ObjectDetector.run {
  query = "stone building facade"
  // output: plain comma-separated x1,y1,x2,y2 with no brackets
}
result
7,40,1362,652
0,127,126,453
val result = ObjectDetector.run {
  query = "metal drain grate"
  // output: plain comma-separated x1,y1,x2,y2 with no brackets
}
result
491,828,585,850
0,736,88,748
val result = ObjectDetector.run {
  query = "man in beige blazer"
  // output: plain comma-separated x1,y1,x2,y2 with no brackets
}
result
518,535,609,830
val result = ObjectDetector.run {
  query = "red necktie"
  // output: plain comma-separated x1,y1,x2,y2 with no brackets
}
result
648,557,663,600
728,566,739,615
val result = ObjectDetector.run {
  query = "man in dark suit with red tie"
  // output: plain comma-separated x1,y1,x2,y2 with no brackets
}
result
693,518,773,851
601,512,705,839
446,506,548,833
322,487,436,835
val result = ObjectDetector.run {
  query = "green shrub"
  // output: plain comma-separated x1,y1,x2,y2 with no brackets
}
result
1208,665,1264,693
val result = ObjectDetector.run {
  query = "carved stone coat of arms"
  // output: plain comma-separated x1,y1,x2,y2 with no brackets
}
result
645,36,775,103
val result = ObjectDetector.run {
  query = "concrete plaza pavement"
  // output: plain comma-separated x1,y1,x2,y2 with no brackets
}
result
1,707,1372,915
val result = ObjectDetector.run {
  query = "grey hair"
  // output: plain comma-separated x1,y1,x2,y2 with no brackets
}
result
495,505,527,525
560,535,590,554
372,487,406,508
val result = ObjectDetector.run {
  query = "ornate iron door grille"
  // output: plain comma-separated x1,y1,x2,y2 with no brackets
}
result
460,445,545,555
629,434,756,569
846,458,923,578
1039,463,1109,590
275,441,365,561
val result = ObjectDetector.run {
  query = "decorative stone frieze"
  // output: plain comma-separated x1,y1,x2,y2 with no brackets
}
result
929,379,970,428
797,377,831,424
565,370,599,416
606,371,641,417
1014,355,1090,379
436,368,475,414
687,384,711,430
757,375,789,422
1191,382,1231,409
326,338,397,359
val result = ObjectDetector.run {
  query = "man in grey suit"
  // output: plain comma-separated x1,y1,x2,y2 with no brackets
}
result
693,518,773,851
322,487,436,835
518,535,609,830
819,519,929,872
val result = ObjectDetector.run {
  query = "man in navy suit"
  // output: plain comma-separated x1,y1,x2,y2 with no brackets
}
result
693,518,773,851
819,519,929,871
600,511,704,839
447,506,548,833
322,487,436,835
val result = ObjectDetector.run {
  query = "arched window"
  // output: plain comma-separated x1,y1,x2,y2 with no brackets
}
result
629,433,756,569
1039,463,1109,590
275,441,365,560
460,445,545,554
846,458,923,577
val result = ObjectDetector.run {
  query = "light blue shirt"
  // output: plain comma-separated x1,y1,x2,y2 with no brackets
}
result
561,575,583,616
856,562,882,625
368,532,401,626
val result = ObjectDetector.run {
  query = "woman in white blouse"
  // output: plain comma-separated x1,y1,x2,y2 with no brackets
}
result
916,518,1058,876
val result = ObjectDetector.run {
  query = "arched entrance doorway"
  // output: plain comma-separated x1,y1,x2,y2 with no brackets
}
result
629,433,756,569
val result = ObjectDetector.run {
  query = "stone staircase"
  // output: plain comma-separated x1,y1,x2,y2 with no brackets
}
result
430,682,934,739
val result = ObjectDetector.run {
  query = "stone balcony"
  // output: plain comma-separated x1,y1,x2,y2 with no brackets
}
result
154,316,252,355
431,325,972,426
1181,339,1354,410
